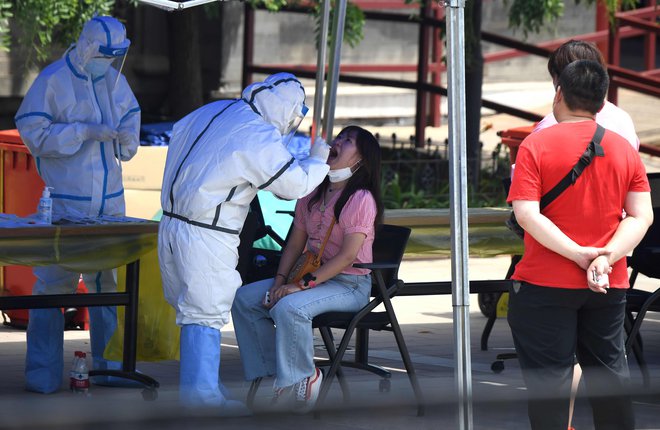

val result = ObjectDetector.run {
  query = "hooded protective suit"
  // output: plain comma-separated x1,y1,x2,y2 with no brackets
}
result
15,16,141,394
158,73,329,408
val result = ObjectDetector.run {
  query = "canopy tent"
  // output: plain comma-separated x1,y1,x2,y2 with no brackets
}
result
137,1,473,427
136,0,221,11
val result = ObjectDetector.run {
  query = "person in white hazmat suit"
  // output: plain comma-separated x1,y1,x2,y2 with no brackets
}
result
14,16,141,393
158,72,331,410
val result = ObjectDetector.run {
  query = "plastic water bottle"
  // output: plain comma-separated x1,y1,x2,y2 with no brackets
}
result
69,351,89,394
37,186,53,225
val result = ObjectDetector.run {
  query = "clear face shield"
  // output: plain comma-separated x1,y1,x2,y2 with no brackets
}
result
87,44,129,86
283,104,309,157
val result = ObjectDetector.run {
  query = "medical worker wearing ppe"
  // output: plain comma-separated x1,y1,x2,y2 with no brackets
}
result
15,16,141,394
158,72,331,410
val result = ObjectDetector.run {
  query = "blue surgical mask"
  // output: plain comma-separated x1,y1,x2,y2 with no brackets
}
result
84,57,113,77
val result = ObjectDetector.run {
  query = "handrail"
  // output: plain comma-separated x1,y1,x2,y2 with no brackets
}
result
608,5,659,104
246,64,544,123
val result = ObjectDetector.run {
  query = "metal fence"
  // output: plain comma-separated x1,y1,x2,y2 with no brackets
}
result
377,132,510,208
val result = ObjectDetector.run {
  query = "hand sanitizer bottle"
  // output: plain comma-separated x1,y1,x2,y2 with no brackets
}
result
37,186,53,225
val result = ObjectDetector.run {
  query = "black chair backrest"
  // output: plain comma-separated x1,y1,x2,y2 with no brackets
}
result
237,209,260,280
370,224,411,293
502,177,512,196
647,172,660,209
630,173,660,278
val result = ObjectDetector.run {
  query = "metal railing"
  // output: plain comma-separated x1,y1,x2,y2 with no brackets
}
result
242,2,659,152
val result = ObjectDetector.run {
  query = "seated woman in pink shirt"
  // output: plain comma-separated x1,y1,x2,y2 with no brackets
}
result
232,125,383,414
533,39,639,150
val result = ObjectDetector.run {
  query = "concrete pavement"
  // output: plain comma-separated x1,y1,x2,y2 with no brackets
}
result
1,256,659,429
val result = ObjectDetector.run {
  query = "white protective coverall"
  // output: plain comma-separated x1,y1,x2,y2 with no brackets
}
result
15,16,141,394
158,73,329,408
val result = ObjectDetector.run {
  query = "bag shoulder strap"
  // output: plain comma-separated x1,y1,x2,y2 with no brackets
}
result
539,124,605,210
315,217,336,263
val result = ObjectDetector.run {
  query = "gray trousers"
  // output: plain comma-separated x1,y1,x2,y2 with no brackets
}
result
507,281,635,430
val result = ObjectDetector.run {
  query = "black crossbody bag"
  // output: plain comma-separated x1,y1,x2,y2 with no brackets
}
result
506,124,606,239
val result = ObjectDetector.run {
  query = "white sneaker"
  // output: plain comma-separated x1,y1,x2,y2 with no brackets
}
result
292,368,323,414
271,386,289,404
268,385,294,411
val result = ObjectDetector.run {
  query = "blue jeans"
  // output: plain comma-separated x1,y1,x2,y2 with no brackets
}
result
232,273,371,390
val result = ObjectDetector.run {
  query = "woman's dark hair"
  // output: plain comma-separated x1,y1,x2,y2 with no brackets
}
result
308,125,383,227
558,59,609,114
548,40,606,80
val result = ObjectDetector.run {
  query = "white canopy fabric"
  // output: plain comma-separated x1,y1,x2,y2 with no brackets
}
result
136,0,221,12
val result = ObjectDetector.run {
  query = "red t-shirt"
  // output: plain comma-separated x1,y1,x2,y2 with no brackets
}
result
508,121,649,289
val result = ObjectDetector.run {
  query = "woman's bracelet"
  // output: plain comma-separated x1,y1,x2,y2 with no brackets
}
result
276,273,287,280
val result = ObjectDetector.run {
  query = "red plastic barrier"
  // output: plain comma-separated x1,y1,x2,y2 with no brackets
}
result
0,129,88,329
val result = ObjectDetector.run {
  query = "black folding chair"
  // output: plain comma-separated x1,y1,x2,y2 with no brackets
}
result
625,172,660,387
489,177,520,371
238,196,289,285
311,224,425,416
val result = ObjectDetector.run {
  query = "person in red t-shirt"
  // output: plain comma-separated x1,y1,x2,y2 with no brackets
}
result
507,60,653,430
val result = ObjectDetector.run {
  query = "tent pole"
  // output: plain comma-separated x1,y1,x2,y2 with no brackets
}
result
312,0,331,142
446,1,473,429
322,0,347,141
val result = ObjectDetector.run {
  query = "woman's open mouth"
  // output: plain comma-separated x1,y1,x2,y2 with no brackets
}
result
327,146,338,161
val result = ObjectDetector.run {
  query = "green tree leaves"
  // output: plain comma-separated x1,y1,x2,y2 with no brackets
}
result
506,0,640,37
506,0,565,36
2,0,114,65
0,1,13,53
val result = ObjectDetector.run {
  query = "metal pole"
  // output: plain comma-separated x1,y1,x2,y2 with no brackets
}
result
241,3,255,90
322,0,347,141
445,1,472,429
312,0,331,142
415,1,432,147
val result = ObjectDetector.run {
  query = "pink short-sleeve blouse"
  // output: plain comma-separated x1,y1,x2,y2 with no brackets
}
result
293,188,376,275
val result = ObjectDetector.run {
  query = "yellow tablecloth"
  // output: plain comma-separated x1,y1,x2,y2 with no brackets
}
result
385,207,523,257
0,221,158,271
0,220,178,362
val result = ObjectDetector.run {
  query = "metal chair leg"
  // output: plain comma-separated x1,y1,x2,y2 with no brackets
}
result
246,376,262,410
318,326,351,402
389,313,425,416
315,326,358,415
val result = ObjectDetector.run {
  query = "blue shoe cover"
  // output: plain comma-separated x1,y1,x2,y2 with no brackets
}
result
87,305,142,387
180,324,227,408
25,309,64,394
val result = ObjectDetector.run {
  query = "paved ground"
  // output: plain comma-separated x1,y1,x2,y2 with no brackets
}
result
1,256,659,429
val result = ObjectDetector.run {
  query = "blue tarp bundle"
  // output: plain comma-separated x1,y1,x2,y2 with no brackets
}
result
140,122,175,146
139,122,312,156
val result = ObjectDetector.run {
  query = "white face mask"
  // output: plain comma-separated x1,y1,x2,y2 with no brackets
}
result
328,160,361,183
